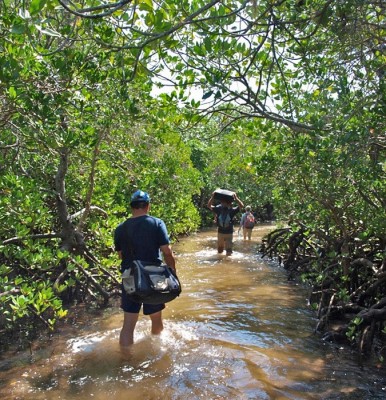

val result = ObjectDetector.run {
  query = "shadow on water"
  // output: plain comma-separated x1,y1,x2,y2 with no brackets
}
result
0,225,385,399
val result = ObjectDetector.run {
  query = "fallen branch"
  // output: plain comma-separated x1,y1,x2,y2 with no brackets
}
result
358,297,386,324
3,233,62,245
69,206,108,222
0,288,21,297
69,257,110,304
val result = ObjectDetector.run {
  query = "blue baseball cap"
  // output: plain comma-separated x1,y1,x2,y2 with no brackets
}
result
130,190,150,204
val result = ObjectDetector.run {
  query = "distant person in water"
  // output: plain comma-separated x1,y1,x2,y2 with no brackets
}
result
114,190,176,347
207,191,244,255
239,205,256,240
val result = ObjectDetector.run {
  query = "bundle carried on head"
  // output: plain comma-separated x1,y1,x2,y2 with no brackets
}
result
213,188,234,203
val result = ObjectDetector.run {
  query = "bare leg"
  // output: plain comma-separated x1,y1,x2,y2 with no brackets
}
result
225,234,233,255
120,311,139,347
149,311,163,335
217,232,224,253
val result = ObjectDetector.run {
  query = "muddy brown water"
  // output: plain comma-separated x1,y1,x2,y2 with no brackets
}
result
0,226,385,399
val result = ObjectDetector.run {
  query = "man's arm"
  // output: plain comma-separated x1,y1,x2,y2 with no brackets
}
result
160,244,176,271
233,193,244,209
207,192,215,210
240,214,244,227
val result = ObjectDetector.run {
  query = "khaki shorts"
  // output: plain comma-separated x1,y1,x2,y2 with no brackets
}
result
217,232,233,254
243,227,253,240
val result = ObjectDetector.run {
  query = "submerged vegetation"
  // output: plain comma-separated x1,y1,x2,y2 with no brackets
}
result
0,0,385,358
261,222,385,361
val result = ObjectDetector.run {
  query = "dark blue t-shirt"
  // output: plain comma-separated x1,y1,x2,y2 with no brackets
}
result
114,215,170,272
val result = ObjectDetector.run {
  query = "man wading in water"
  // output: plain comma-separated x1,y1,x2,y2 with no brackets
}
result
114,190,176,346
207,190,244,256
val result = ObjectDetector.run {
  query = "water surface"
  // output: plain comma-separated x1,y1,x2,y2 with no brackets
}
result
0,226,385,399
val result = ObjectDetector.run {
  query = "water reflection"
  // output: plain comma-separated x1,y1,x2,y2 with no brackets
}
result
0,226,385,399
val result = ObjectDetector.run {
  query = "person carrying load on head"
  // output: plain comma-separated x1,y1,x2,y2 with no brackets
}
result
207,189,244,256
240,205,256,240
114,190,176,347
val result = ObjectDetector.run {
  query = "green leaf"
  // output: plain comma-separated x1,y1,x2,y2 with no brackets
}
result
139,0,153,12
8,87,17,98
11,24,26,34
202,91,213,100
18,9,31,19
204,37,212,52
30,0,47,15
35,25,61,37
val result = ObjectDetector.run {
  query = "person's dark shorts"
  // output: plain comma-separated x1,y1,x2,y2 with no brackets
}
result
121,285,165,315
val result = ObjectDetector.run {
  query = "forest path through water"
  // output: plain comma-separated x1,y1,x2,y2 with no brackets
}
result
0,225,385,399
